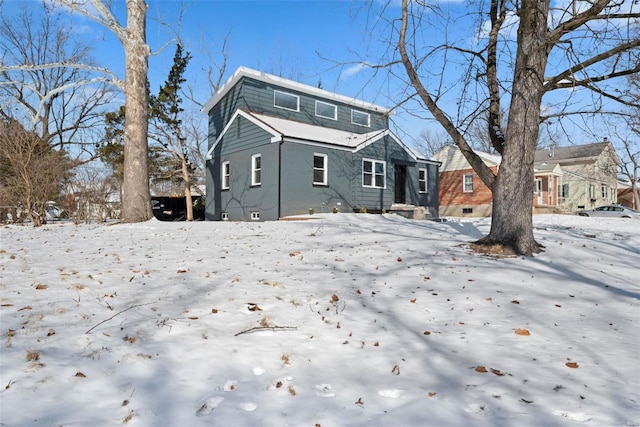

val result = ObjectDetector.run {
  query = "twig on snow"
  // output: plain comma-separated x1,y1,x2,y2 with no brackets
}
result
85,302,155,334
235,325,297,336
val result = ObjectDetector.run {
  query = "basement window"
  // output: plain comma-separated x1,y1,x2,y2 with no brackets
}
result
462,208,473,214
250,211,260,221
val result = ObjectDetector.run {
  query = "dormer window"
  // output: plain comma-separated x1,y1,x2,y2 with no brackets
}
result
315,101,337,120
274,90,299,112
351,110,370,127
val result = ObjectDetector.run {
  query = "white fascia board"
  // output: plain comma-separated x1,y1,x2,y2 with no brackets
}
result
205,109,282,159
202,66,392,115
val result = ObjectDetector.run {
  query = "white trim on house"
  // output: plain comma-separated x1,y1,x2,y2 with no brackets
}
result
315,100,337,120
206,109,438,165
313,153,328,185
202,67,392,115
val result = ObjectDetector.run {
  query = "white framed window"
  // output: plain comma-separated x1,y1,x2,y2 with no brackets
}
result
351,110,370,127
558,183,569,199
589,184,596,199
315,101,337,120
601,184,607,199
463,174,474,192
418,168,428,193
251,154,261,186
313,153,328,185
250,211,260,221
221,161,230,190
362,158,385,188
274,90,299,111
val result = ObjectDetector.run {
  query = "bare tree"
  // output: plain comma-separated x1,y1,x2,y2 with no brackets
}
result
0,119,72,226
615,73,640,209
383,0,640,255
53,0,152,223
415,128,451,158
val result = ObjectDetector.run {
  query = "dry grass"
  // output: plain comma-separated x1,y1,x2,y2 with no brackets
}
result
26,350,40,362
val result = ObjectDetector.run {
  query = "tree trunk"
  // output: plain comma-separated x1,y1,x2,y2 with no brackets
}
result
121,0,152,223
182,157,194,221
476,0,549,255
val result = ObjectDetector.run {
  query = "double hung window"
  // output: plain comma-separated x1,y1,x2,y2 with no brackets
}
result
251,154,261,186
362,159,385,188
418,169,428,193
313,154,328,185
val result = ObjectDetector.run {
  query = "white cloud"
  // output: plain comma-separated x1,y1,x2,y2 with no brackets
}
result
339,63,368,80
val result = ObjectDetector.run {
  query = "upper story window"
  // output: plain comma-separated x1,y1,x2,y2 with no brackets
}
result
274,90,299,112
351,110,370,127
315,101,337,120
221,161,230,190
362,158,385,188
313,153,328,185
418,168,428,193
251,154,262,186
463,174,474,192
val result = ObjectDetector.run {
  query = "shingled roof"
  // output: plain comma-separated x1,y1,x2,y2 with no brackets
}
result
535,142,612,163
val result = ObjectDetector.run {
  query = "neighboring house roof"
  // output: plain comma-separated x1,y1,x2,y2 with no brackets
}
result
535,141,620,164
432,144,500,171
202,66,392,115
206,110,434,163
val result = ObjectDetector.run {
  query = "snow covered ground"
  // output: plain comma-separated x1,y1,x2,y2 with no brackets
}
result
1,213,638,427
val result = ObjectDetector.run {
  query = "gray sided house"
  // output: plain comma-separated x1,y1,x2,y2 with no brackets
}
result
202,67,439,221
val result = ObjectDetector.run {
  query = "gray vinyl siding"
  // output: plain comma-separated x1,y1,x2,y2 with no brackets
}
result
279,143,354,216
207,118,279,221
233,77,389,133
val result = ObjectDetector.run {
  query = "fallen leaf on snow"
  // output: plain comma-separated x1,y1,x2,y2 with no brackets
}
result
475,365,488,373
331,294,339,302
35,284,48,290
410,298,416,303
428,392,437,397
565,362,579,368
74,372,86,377
515,328,530,336
490,368,505,376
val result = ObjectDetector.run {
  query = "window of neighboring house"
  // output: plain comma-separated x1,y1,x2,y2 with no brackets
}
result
313,153,328,185
362,159,385,188
315,101,337,120
418,168,428,193
463,174,474,192
251,154,262,186
535,178,542,194
601,184,607,199
589,184,596,199
351,110,370,127
221,161,230,190
462,208,473,214
274,90,299,111
558,183,569,199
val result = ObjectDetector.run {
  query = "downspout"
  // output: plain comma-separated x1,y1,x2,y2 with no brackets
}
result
278,136,284,219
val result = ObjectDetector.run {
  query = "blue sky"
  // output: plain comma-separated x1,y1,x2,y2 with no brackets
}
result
5,0,635,150
12,0,432,144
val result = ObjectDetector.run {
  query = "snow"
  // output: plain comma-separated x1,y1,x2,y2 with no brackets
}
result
1,213,639,427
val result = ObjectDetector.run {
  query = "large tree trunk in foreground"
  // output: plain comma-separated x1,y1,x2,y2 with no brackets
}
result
121,0,152,223
476,0,548,255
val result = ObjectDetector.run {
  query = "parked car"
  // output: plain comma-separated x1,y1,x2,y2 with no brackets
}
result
578,205,640,219
151,196,205,221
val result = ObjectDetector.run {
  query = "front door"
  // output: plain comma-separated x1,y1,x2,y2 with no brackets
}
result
394,164,407,204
